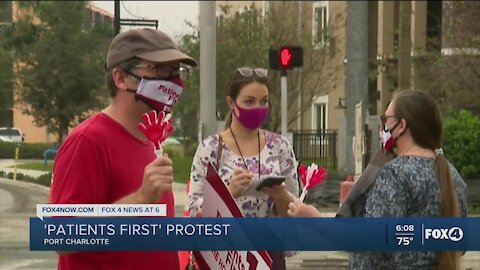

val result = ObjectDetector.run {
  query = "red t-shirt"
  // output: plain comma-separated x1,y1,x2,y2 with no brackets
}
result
50,112,179,270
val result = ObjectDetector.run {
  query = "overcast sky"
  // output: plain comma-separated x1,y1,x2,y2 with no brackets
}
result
92,1,199,40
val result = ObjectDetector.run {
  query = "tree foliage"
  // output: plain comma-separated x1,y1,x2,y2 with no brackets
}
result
175,2,343,144
443,110,480,180
174,22,200,147
0,47,13,126
1,1,112,142
413,1,480,114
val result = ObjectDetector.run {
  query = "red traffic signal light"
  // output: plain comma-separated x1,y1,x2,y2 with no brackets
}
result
280,48,293,68
269,46,303,70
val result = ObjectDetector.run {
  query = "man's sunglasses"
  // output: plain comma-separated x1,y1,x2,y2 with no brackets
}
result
131,64,191,80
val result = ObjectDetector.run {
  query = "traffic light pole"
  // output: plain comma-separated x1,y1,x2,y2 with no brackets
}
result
281,69,288,135
199,1,217,140
114,0,120,35
269,47,303,135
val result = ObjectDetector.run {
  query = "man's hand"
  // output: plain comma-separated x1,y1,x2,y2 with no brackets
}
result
136,154,173,203
228,168,253,198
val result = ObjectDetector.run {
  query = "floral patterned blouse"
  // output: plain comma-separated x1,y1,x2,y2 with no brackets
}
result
350,156,468,270
187,131,300,218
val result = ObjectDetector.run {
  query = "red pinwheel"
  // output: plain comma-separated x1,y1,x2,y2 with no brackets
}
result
299,163,307,187
138,110,174,153
298,163,328,201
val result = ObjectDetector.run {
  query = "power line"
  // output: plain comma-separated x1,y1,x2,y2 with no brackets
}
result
121,1,145,20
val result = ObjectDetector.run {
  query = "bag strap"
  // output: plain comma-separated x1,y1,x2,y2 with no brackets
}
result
215,134,223,171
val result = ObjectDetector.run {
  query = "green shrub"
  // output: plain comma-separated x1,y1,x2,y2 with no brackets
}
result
163,145,184,158
0,142,17,159
2,170,51,187
0,142,56,159
6,171,33,182
172,156,194,184
35,173,53,187
185,141,199,157
443,110,480,180
21,143,57,159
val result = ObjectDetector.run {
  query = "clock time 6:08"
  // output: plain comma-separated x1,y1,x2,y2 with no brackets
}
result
396,224,414,232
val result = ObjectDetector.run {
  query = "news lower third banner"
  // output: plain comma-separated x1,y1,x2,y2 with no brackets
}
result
30,217,480,251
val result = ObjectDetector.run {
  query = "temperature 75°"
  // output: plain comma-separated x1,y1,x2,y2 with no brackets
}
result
397,236,413,246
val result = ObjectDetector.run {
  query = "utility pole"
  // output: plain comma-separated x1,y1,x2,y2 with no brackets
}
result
281,69,288,135
199,1,217,140
345,1,369,174
113,1,158,35
297,1,304,131
398,1,412,91
114,0,120,35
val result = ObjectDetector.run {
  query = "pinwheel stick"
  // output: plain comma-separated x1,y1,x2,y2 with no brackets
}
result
298,163,327,202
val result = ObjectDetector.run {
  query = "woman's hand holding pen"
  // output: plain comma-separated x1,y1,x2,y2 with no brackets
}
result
228,168,253,198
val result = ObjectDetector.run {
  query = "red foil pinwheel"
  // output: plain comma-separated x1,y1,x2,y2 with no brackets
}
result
138,110,174,156
298,163,327,201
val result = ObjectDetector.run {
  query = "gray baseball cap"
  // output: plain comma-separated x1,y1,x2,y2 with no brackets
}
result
105,28,197,70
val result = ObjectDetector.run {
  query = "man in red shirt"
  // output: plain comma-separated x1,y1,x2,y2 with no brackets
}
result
50,28,197,270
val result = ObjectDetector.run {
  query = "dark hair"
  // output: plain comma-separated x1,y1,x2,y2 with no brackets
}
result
105,57,142,98
392,90,460,270
223,68,269,129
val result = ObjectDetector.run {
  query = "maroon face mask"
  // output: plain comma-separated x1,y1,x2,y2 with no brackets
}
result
233,102,269,130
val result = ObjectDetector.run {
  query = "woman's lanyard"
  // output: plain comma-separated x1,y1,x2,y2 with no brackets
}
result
230,127,261,178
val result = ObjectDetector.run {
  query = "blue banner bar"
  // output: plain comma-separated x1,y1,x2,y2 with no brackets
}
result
30,217,480,251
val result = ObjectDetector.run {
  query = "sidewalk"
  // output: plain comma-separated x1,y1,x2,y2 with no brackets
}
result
0,159,50,178
0,159,189,213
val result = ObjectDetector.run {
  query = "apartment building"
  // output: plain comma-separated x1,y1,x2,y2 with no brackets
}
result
213,1,479,170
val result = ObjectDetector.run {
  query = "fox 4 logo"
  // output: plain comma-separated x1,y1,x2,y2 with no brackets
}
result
424,227,464,242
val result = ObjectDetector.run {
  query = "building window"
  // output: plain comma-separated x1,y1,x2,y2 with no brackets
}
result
311,95,329,131
312,1,329,47
84,10,93,29
426,1,442,52
94,12,101,28
0,1,12,23
263,1,269,18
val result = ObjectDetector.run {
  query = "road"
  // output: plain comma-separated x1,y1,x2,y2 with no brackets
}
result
0,176,188,270
0,178,58,270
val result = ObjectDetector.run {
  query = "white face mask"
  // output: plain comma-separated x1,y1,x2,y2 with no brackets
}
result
128,75,184,113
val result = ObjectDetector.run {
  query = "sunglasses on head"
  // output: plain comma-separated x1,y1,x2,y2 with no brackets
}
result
237,67,268,78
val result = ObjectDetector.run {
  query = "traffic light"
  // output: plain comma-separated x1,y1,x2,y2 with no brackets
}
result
269,46,303,70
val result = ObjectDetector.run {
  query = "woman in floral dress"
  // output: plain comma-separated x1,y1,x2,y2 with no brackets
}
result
187,67,300,269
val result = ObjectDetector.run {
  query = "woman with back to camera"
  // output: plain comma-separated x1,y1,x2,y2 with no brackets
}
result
288,90,468,270
187,67,300,269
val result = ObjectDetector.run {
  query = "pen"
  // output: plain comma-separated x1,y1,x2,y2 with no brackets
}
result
222,163,236,171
